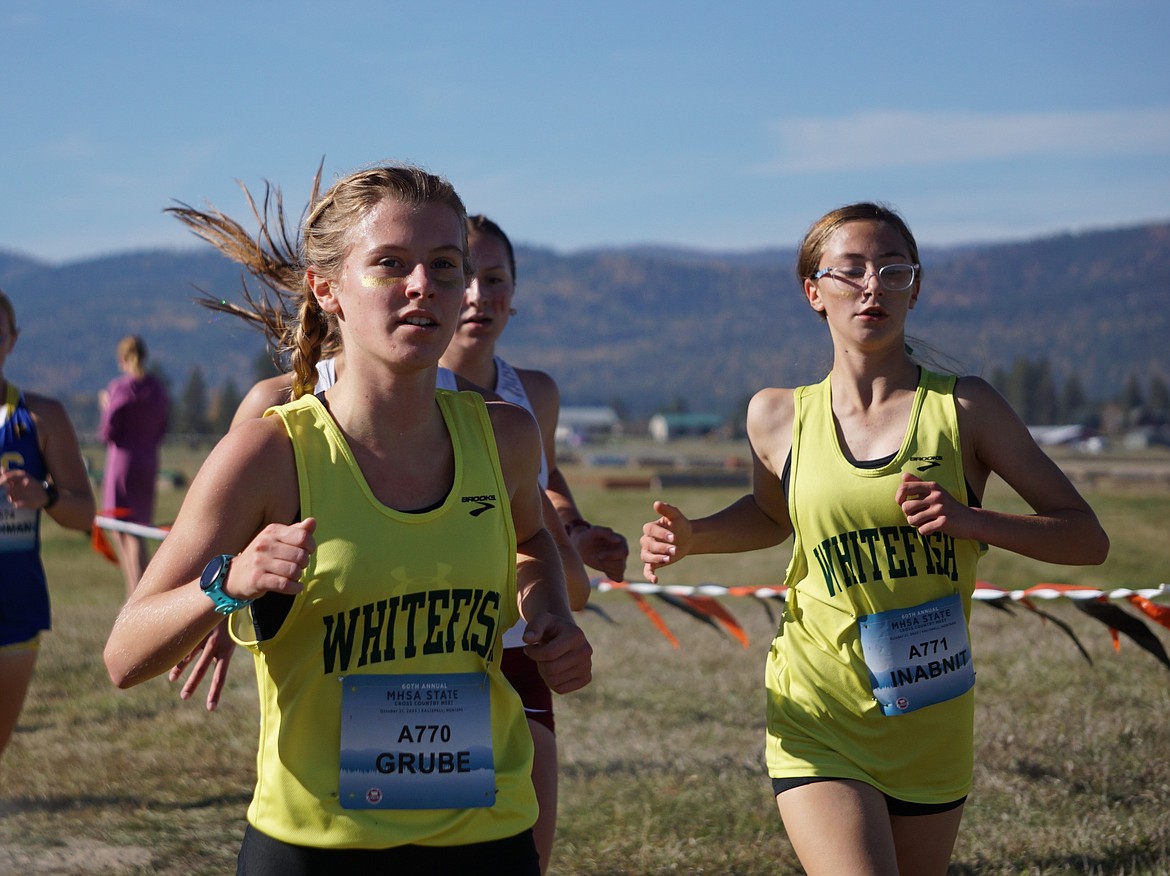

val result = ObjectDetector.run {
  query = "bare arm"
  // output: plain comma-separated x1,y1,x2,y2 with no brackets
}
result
168,370,298,710
521,367,628,585
97,380,120,444
548,465,629,586
104,417,311,687
641,388,793,582
452,371,595,605
541,487,593,610
509,368,596,603
898,377,1108,565
490,401,591,694
230,373,296,428
0,393,95,532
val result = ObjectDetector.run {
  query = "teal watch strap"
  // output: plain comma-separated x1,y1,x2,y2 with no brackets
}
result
199,554,253,615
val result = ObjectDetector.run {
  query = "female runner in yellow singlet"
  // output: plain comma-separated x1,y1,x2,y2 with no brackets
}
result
105,165,591,875
640,203,1108,876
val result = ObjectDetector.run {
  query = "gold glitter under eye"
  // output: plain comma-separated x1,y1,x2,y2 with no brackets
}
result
361,275,405,288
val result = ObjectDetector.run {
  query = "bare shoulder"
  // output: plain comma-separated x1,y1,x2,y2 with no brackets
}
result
485,397,542,449
515,367,559,430
485,397,541,482
21,391,85,477
233,372,296,426
453,373,501,402
953,374,1001,405
953,375,1020,428
22,390,69,422
156,412,299,573
747,387,796,433
22,392,85,449
746,387,796,475
951,374,1034,471
248,372,296,404
188,414,298,520
515,367,558,404
205,414,294,478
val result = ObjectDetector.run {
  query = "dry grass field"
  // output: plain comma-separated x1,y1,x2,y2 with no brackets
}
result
1,440,1167,874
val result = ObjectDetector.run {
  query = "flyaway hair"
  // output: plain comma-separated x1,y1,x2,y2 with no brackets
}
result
164,159,338,361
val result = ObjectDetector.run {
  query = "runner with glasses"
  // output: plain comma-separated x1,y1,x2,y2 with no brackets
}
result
640,202,1109,876
811,262,919,292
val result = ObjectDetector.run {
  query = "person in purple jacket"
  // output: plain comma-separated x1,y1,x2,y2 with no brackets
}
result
99,335,169,595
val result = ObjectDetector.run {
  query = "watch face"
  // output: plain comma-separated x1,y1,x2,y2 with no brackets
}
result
200,556,227,591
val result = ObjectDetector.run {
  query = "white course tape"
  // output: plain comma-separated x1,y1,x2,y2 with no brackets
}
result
594,579,1170,604
94,516,170,541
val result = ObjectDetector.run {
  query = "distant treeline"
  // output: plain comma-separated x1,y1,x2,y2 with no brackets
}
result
5,219,1168,430
68,353,1170,445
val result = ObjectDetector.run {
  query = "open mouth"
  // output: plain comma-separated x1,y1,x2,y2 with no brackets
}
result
403,315,438,327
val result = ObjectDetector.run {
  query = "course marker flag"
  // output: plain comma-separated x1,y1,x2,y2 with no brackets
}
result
590,579,1170,666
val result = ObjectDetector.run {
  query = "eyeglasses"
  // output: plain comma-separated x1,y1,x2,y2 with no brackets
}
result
811,263,919,293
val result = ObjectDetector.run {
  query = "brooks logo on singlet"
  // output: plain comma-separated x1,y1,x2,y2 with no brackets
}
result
461,495,496,516
910,455,943,472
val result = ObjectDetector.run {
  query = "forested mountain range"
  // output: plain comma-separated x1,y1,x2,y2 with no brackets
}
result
2,220,1167,430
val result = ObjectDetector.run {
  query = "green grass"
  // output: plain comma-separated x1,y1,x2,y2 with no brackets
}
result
2,441,1168,874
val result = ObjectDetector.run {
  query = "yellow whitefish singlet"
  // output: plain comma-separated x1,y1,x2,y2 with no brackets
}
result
765,369,983,804
230,390,535,848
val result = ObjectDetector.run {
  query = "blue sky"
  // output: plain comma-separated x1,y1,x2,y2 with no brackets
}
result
3,0,1168,263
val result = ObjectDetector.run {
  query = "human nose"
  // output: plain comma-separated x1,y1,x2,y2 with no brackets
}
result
857,269,883,295
404,262,434,298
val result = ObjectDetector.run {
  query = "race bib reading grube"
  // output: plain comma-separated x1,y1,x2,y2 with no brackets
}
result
858,592,974,717
339,673,495,810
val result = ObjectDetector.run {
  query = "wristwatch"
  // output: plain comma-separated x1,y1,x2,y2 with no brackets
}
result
199,554,253,615
41,479,59,509
564,517,591,536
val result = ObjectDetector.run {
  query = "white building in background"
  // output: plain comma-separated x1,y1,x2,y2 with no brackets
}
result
1028,424,1091,446
556,406,622,445
647,412,727,442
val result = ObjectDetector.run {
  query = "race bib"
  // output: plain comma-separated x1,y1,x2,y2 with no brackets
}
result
0,487,39,553
339,672,495,810
858,592,974,717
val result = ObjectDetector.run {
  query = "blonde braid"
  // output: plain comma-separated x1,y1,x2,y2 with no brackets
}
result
289,284,328,399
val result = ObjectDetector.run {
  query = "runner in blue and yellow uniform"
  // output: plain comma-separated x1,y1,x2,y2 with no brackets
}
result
105,166,591,876
1,289,95,767
640,203,1109,876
